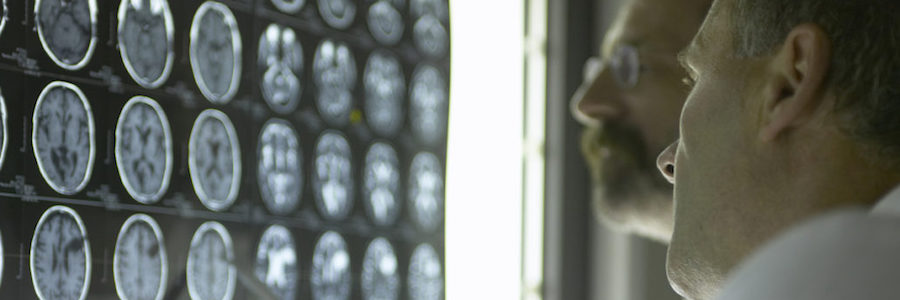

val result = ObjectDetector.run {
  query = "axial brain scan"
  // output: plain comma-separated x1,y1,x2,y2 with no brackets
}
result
361,238,399,300
114,214,168,300
410,65,448,146
190,1,242,104
33,81,95,195
311,231,352,300
258,24,304,114
363,143,400,226
313,131,354,220
364,50,405,137
254,225,298,300
408,243,443,300
30,206,91,300
270,0,304,14
35,0,97,70
116,96,173,204
413,15,448,59
409,152,443,231
257,119,303,215
118,0,175,89
367,0,404,45
187,221,236,300
189,109,241,212
318,0,356,29
313,40,356,125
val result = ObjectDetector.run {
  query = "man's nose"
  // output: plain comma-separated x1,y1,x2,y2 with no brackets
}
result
570,58,626,126
657,140,678,184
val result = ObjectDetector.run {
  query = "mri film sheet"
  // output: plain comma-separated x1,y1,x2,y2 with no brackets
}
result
113,214,168,300
30,206,92,300
32,81,96,195
117,0,175,89
35,0,98,70
0,0,450,298
115,96,173,204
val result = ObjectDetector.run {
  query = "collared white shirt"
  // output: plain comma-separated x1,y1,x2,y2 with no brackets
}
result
715,184,900,300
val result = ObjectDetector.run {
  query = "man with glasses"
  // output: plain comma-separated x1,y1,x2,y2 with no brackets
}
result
571,0,711,242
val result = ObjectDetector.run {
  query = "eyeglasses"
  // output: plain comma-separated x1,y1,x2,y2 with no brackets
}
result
583,44,642,89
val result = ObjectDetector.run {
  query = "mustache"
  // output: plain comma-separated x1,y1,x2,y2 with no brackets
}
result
580,122,653,171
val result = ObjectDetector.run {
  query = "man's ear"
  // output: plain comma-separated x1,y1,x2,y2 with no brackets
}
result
759,23,831,142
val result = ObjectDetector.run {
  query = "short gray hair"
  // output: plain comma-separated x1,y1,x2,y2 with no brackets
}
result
731,0,900,168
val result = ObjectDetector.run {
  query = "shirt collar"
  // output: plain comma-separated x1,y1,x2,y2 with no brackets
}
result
870,184,900,216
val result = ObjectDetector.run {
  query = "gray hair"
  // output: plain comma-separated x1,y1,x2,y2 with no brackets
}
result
731,0,900,168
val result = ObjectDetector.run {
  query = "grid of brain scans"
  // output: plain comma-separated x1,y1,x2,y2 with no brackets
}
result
0,0,448,299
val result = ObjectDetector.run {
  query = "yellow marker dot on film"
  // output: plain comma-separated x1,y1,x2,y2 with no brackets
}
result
350,109,363,124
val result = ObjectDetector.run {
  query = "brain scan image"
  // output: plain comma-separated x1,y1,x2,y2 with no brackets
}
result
270,0,304,14
254,225,298,300
408,152,443,231
258,24,304,114
116,96,173,204
313,131,354,220
30,206,92,300
114,214,168,300
190,1,242,104
410,65,448,146
313,40,357,125
187,221,236,300
318,0,356,29
364,50,405,137
410,0,448,20
367,0,404,45
257,119,303,215
0,87,7,172
189,109,241,212
363,143,400,226
408,244,442,300
412,15,448,59
361,238,399,300
311,231,351,300
117,0,175,89
33,81,96,195
34,0,97,70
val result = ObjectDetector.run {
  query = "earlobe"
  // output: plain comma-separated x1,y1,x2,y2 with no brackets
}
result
758,23,831,142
